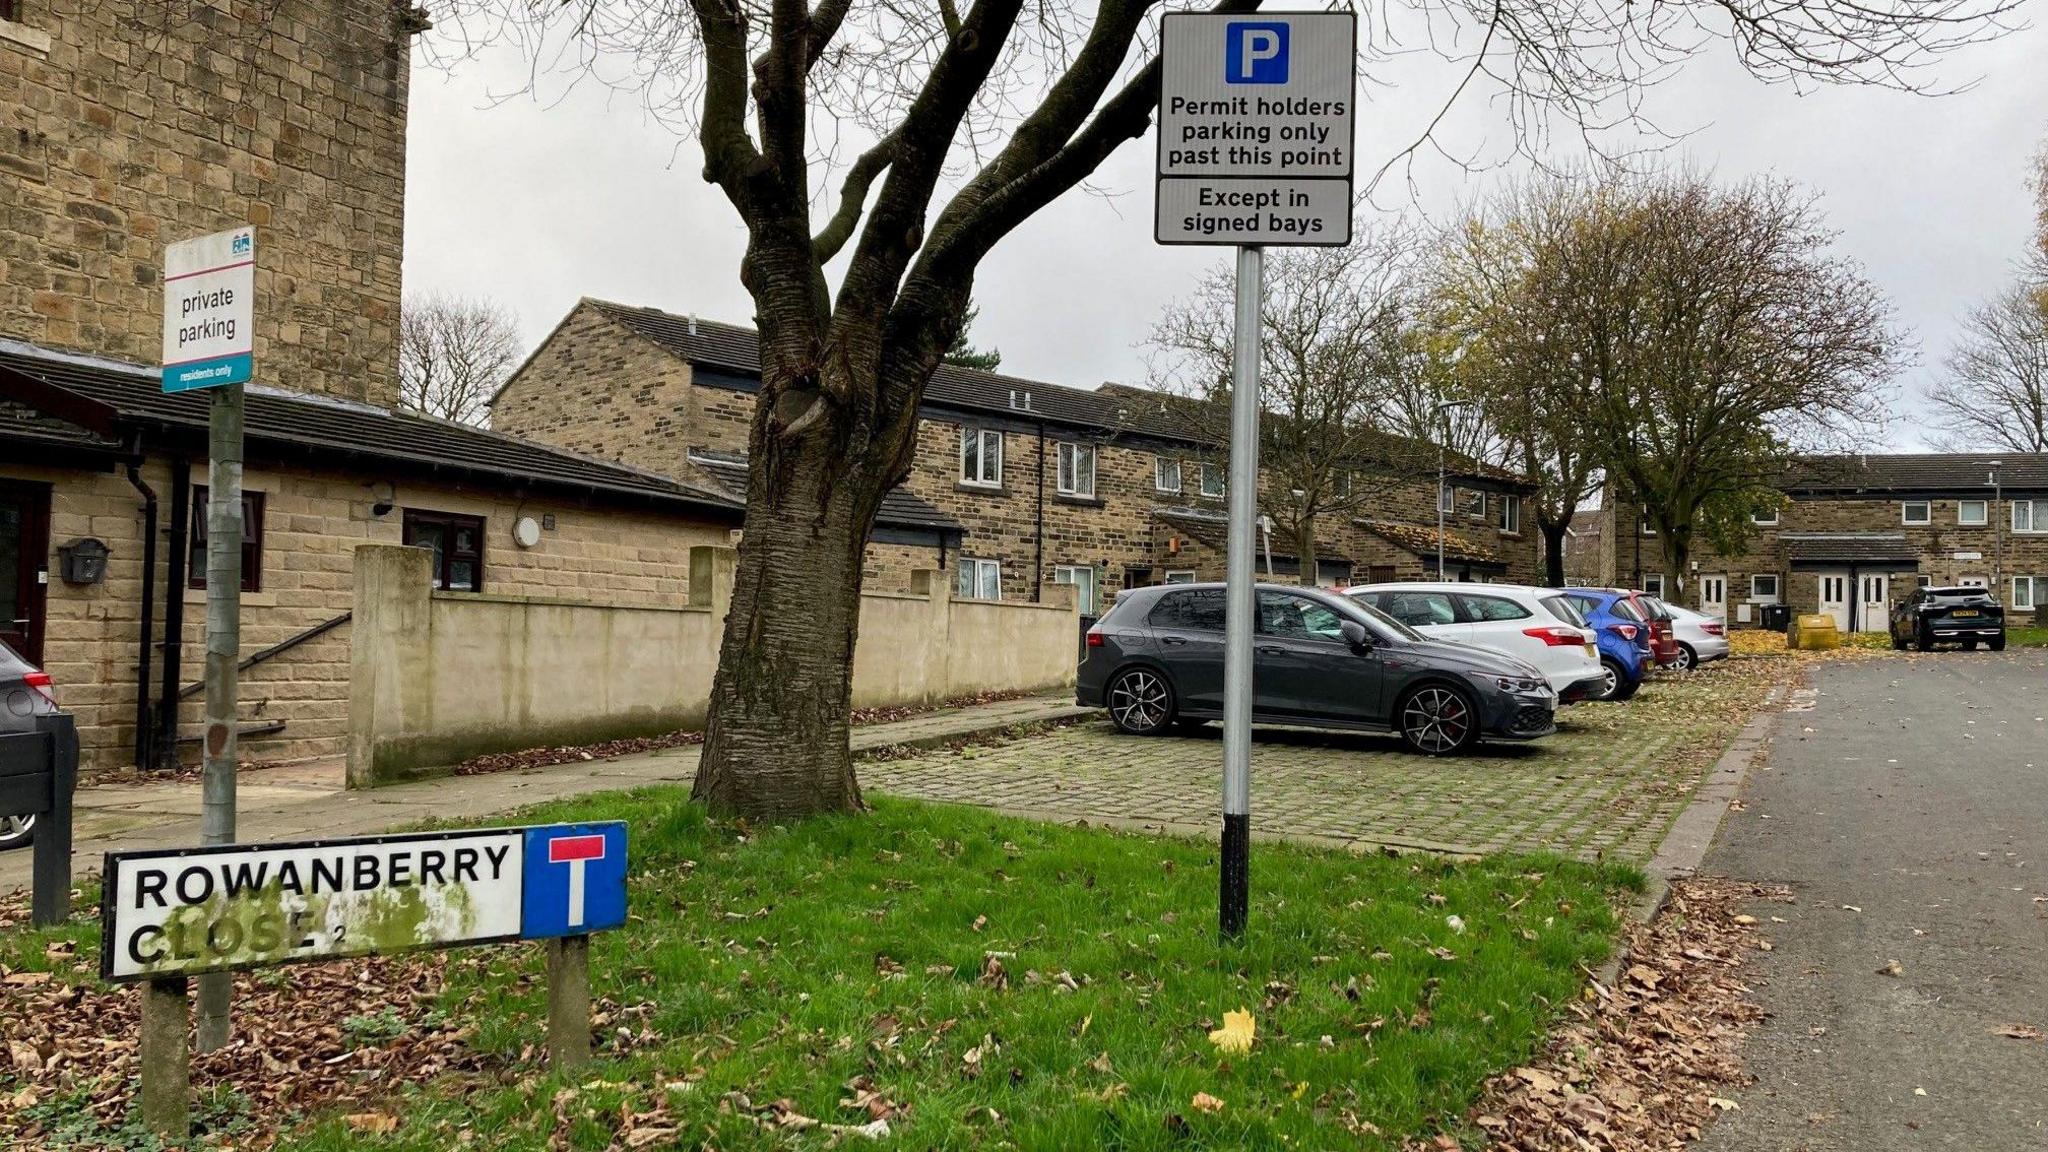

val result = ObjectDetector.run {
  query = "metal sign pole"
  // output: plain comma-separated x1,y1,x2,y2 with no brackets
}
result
195,382,243,1051
1220,243,1261,939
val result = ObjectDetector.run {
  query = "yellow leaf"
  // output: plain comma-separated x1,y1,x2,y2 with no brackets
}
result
1208,1009,1257,1055
344,1112,399,1134
1191,1091,1226,1115
1291,1081,1309,1100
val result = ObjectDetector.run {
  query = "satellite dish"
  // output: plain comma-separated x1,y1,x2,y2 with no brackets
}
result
512,516,542,549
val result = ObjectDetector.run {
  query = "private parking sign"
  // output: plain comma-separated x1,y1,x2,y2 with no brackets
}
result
521,822,628,939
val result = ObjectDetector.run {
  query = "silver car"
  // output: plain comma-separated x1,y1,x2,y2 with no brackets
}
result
1662,603,1731,670
1,640,58,850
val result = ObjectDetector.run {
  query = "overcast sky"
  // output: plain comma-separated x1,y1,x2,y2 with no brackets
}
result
402,15,2048,451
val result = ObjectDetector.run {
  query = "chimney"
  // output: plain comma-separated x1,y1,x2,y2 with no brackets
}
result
688,313,698,337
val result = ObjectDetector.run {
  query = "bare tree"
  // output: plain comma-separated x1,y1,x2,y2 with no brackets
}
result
399,293,523,425
1147,229,1418,584
427,0,2017,819
2033,133,2048,280
1429,175,1618,587
1926,284,2048,452
1574,173,1903,593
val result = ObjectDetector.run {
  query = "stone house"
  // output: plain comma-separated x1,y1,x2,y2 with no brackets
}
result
491,300,1543,609
1599,454,2048,631
0,1,748,775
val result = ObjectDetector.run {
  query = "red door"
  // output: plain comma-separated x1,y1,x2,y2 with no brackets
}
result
0,480,50,664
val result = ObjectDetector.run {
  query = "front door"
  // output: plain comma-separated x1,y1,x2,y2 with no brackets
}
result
0,481,51,664
1817,572,1850,632
1858,573,1889,632
1254,590,1384,721
1699,575,1727,622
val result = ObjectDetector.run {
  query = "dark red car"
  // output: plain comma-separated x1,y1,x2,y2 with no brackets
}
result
1599,588,1681,668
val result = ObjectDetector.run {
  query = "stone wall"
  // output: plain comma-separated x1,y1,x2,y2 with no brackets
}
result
351,546,1081,785
1,455,729,773
0,0,413,406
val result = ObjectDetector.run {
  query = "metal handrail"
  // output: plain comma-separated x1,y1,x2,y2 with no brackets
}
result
174,610,352,700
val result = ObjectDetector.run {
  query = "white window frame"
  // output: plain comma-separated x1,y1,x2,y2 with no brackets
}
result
1497,494,1521,535
956,557,1001,600
1639,512,1657,537
1750,574,1781,602
1752,507,1779,526
1916,575,1933,590
1436,483,1454,514
2013,499,2041,533
1199,462,1226,498
1163,569,1197,585
1154,456,1181,494
1901,500,1931,526
1642,573,1665,598
2011,575,2037,611
958,427,1003,488
1958,499,1987,526
1056,441,1096,498
1461,488,1485,520
1052,565,1100,614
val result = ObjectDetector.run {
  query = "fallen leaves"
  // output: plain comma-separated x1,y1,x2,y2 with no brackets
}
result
1190,1091,1226,1115
1422,877,1784,1152
1207,1008,1257,1055
1877,960,1904,977
343,1111,400,1133
1993,1023,2044,1041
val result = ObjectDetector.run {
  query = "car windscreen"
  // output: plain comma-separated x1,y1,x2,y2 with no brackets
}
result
1539,594,1588,628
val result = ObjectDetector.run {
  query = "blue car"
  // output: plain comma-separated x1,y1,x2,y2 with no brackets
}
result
1561,589,1653,701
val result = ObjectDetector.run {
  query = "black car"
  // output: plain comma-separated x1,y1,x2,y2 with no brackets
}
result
1077,583,1558,756
1889,585,2006,651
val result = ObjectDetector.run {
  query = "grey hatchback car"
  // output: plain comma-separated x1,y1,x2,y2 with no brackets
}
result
1,640,57,850
1077,583,1558,756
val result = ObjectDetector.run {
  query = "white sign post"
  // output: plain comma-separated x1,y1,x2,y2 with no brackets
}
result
162,225,255,1052
1156,13,1357,940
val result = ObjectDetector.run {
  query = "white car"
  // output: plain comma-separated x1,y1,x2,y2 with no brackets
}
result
1663,604,1730,670
1345,583,1608,704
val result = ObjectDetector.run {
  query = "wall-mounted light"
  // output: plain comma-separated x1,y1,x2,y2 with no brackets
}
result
366,480,396,517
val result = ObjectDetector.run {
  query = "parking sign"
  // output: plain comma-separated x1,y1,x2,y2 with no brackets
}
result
1155,12,1356,246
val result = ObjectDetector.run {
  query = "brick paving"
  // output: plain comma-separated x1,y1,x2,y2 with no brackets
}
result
866,668,1784,863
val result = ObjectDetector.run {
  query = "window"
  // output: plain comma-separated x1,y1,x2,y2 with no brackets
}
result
1497,494,1521,534
1365,590,1458,628
1457,488,1484,519
1752,507,1779,526
1163,569,1197,585
1901,500,1931,526
1154,456,1181,494
955,557,1001,600
1052,565,1099,614
1916,575,1933,590
2011,576,2039,611
1437,483,1454,514
1148,588,1223,630
1334,471,1354,498
403,509,485,591
0,2,17,23
188,488,265,592
1958,499,1987,526
959,428,1003,487
1642,574,1665,598
1456,593,1533,622
1257,590,1347,642
2014,500,2042,533
1639,512,1657,537
1056,442,1096,498
1750,574,1780,601
1199,462,1226,498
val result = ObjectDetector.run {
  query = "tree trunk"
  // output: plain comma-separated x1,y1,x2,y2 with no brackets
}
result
691,348,905,820
1295,520,1318,586
1540,518,1569,588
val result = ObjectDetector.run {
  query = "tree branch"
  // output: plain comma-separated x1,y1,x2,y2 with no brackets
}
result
812,130,900,264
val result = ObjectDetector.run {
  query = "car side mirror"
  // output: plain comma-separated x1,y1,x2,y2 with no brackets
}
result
1339,620,1372,651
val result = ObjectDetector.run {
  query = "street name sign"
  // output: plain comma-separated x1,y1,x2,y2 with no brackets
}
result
100,822,628,982
162,225,255,392
1155,12,1357,246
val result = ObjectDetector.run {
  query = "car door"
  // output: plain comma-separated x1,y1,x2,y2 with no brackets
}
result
1452,591,1539,665
1144,588,1226,714
1254,590,1383,722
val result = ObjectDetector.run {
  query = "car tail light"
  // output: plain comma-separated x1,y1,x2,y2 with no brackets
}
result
1521,626,1587,647
1608,623,1639,641
1702,623,1725,636
22,670,55,706
1085,629,1104,648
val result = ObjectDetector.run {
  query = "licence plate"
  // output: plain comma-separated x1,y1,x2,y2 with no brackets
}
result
1584,644,1597,658
1953,609,1979,617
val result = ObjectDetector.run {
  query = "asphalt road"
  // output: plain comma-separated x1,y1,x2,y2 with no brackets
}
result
1698,649,2048,1151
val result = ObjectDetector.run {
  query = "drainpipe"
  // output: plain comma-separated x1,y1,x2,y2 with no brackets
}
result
1034,421,1046,602
123,449,157,771
156,457,191,770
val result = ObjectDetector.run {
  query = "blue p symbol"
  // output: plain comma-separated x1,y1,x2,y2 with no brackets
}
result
1225,21,1288,84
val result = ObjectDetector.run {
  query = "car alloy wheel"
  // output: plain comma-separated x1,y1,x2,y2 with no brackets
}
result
1401,686,1473,756
1596,663,1620,701
1672,644,1696,672
1107,669,1173,735
0,814,35,851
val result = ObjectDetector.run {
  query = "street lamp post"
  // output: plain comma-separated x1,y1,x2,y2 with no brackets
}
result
1983,460,2004,593
1435,399,1473,579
